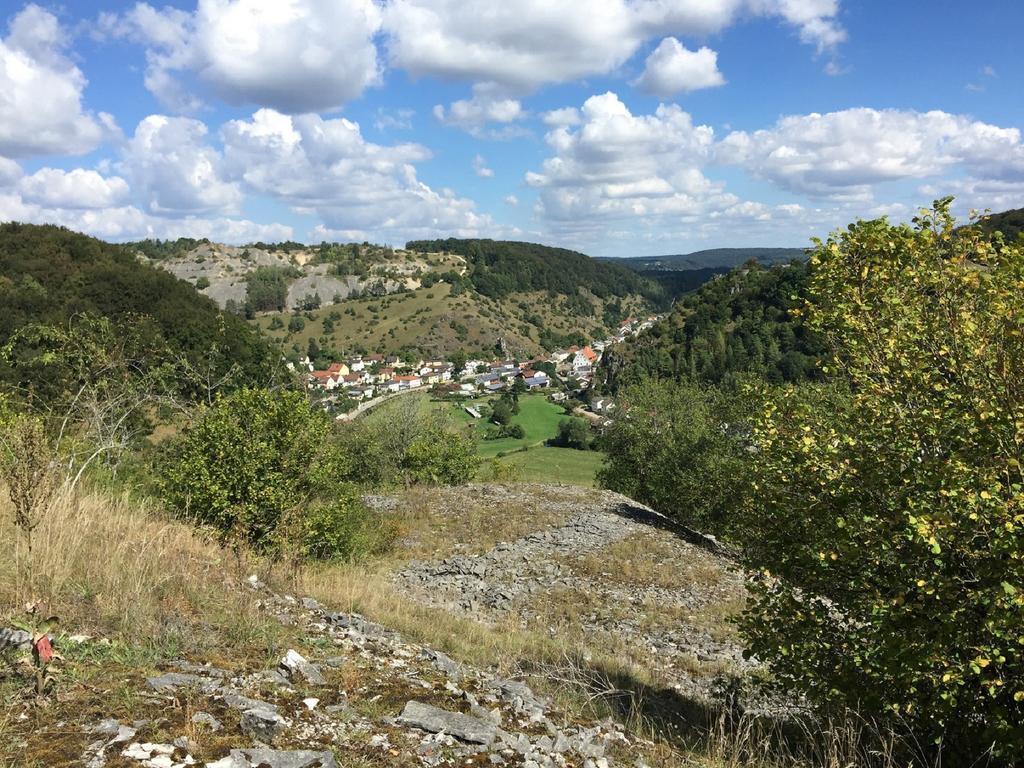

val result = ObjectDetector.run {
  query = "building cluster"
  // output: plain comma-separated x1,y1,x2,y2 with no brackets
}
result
301,315,660,410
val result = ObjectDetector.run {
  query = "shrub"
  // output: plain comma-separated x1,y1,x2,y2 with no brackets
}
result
301,498,395,561
555,417,592,451
288,315,306,334
598,379,750,536
160,389,354,558
741,200,1024,763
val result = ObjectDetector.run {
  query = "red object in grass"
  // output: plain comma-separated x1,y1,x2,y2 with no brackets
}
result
34,634,53,664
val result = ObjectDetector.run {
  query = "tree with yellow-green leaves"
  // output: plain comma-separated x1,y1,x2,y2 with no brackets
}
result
741,200,1024,762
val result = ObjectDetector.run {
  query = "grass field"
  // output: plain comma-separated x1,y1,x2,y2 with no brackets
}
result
483,446,606,487
362,392,605,486
450,394,568,457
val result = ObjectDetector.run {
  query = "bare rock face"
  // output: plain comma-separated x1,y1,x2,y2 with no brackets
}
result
397,700,497,746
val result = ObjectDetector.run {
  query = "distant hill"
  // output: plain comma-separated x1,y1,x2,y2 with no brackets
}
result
598,259,825,392
602,247,808,272
0,223,278,393
407,238,663,303
977,208,1024,240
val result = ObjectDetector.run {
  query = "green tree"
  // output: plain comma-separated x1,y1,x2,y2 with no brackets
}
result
491,399,513,426
555,417,592,451
288,315,306,334
598,379,749,536
741,201,1024,762
161,389,369,560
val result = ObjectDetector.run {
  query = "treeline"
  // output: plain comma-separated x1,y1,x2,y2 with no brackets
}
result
124,237,209,261
406,238,662,304
599,259,825,392
0,223,279,399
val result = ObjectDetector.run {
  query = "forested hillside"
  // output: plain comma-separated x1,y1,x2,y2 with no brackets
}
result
598,259,825,391
0,223,278,392
603,247,807,272
978,207,1024,240
406,237,663,303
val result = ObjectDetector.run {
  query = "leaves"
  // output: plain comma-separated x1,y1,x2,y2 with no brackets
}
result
741,200,1024,762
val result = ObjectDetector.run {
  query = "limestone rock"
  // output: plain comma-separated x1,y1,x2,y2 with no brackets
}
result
397,700,496,746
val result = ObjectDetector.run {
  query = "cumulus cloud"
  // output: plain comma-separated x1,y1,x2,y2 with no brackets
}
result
633,38,725,97
433,83,526,136
0,189,291,244
104,0,382,113
718,107,1024,198
0,5,116,157
122,115,242,215
472,155,494,178
526,92,745,238
385,0,845,90
18,168,130,209
504,194,519,206
220,109,502,241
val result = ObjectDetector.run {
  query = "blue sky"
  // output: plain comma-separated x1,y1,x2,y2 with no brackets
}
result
0,0,1021,256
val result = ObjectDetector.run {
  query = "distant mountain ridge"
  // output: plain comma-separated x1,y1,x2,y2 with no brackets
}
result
601,247,808,272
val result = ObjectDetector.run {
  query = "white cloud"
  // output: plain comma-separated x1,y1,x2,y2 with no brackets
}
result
0,5,116,158
0,190,291,244
18,167,130,209
374,107,415,131
718,108,1024,198
0,157,22,187
633,38,725,97
122,115,242,215
221,109,503,241
542,108,581,128
433,83,526,136
473,154,494,178
385,0,845,91
526,92,745,239
105,0,382,113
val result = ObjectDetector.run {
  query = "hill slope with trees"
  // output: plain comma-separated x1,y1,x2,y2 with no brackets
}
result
598,259,826,391
0,223,278,392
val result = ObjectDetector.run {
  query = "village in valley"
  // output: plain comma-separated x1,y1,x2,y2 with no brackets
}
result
296,315,661,420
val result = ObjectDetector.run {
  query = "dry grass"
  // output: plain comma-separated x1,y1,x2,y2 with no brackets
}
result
567,531,739,593
385,485,574,560
0,488,284,657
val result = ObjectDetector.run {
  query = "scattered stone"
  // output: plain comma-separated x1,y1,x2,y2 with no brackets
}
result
208,748,339,768
302,698,319,711
0,627,31,651
397,700,496,746
146,673,220,694
222,692,279,715
190,712,222,732
240,708,287,743
279,649,326,686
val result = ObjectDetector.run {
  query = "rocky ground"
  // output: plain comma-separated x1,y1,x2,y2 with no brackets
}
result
5,576,658,768
388,485,753,712
1,484,779,767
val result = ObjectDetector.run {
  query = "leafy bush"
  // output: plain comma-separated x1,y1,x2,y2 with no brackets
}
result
555,417,592,450
161,389,373,560
598,379,749,536
741,201,1024,763
301,498,395,561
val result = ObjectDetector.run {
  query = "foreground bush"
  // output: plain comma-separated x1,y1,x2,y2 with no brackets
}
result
161,388,377,560
742,201,1024,762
